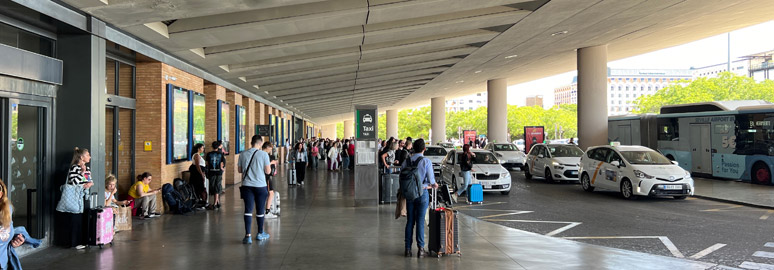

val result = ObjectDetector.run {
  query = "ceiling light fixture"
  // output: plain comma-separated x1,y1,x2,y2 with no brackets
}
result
264,91,269,94
504,54,518,59
456,80,464,84
474,70,482,74
272,96,277,98
551,30,569,36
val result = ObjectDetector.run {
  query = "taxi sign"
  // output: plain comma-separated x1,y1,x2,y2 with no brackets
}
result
610,141,621,146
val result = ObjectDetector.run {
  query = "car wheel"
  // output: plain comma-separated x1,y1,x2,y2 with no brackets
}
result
673,196,687,200
620,179,636,200
581,173,594,192
524,165,532,179
545,168,555,182
752,162,772,185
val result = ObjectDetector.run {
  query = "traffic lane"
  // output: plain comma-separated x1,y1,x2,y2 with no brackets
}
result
455,171,774,267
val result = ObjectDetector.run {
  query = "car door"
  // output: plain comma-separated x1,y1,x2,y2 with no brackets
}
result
587,148,610,188
599,149,625,190
441,150,455,185
535,146,549,177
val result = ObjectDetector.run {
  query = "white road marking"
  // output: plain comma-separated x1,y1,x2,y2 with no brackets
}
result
545,222,582,237
477,211,533,219
740,261,774,270
486,219,582,237
765,242,774,248
753,251,774,259
562,236,684,258
760,210,774,220
454,202,507,208
689,243,726,259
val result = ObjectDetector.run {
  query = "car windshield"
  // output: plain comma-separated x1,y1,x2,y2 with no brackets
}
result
438,143,452,147
494,144,518,151
473,153,499,164
425,147,447,156
548,145,583,157
515,141,524,145
620,150,672,165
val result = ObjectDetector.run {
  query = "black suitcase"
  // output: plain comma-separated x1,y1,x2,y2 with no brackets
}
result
428,188,460,257
379,173,400,204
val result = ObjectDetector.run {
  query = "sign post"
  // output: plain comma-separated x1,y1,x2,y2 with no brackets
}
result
354,105,378,207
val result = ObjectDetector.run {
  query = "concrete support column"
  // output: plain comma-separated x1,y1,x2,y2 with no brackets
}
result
577,45,609,150
386,109,398,139
344,120,355,139
322,124,336,139
431,97,446,144
487,79,508,143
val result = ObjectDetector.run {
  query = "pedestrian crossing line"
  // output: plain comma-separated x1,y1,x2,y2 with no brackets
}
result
753,251,774,259
764,242,774,248
562,236,684,258
688,243,726,259
740,261,774,270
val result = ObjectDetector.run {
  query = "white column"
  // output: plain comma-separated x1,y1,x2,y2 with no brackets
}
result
431,97,446,144
487,79,508,143
386,109,398,139
344,120,355,139
322,124,337,139
577,45,609,150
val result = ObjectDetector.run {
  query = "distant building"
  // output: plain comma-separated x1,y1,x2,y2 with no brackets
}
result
553,68,693,115
526,95,544,108
446,92,487,112
744,50,774,81
691,59,749,79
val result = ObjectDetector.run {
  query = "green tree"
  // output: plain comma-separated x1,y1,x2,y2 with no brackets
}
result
378,113,386,139
336,122,343,138
634,72,774,113
397,106,432,140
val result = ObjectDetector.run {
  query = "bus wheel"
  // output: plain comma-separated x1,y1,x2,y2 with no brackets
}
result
752,162,772,185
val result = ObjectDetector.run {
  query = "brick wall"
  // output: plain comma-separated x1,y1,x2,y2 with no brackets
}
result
204,83,227,184
135,62,204,213
225,91,243,185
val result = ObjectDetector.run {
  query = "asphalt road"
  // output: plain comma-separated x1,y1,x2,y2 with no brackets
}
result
449,171,774,268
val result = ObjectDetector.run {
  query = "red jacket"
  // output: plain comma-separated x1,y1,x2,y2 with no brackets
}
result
348,143,355,156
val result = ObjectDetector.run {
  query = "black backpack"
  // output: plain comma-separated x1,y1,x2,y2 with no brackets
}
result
399,157,425,201
173,178,198,207
162,183,192,214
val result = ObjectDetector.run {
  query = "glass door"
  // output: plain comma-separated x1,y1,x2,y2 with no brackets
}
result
5,99,47,238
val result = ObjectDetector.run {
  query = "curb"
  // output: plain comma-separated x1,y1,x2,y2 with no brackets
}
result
692,195,774,210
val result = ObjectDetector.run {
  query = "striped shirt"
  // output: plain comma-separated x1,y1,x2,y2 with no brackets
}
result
67,164,90,185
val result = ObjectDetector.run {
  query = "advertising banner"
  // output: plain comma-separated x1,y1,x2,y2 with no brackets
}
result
463,130,477,146
524,126,545,153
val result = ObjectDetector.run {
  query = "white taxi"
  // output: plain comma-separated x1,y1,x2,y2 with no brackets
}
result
424,145,448,177
440,149,512,195
579,144,694,200
483,143,526,171
524,144,584,182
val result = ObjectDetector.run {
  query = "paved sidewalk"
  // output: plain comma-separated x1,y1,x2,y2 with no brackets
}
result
25,169,724,270
693,177,774,208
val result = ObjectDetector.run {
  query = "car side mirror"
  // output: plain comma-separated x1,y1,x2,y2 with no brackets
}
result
671,160,679,166
537,154,544,158
611,161,621,167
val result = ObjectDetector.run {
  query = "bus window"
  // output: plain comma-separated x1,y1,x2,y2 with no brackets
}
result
657,118,679,141
736,113,774,156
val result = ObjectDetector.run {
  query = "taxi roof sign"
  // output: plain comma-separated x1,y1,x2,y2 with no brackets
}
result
610,141,621,147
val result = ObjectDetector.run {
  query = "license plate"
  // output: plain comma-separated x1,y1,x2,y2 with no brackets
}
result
483,184,491,189
661,185,682,190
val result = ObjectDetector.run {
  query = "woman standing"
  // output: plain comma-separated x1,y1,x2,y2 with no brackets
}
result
454,144,475,203
310,142,320,170
0,180,37,269
328,142,341,171
189,143,207,206
55,147,93,249
340,140,350,171
293,143,308,185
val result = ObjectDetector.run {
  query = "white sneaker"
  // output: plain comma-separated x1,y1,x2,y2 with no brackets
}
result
265,213,278,219
75,245,87,250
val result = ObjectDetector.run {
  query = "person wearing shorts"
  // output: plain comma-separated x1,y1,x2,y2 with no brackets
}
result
263,142,278,219
206,141,226,210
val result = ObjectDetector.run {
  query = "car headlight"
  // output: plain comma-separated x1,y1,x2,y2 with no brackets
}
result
552,161,564,170
684,170,691,178
634,170,655,179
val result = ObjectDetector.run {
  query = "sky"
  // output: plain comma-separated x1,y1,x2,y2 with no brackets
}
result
505,20,774,107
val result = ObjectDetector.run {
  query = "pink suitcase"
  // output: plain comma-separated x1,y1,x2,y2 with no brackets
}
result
87,207,114,248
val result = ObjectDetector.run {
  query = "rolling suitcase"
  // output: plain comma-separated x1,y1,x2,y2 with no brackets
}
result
379,173,400,204
288,167,298,185
428,188,460,257
467,184,483,204
86,206,114,248
269,191,281,216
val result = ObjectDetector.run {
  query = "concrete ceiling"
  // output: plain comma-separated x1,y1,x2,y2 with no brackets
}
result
63,0,774,124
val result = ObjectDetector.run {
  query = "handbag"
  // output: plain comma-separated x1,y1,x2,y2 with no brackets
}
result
395,192,407,219
115,205,132,231
56,184,84,214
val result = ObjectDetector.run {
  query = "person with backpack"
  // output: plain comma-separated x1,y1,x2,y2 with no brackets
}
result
400,139,438,258
205,141,226,210
238,135,272,244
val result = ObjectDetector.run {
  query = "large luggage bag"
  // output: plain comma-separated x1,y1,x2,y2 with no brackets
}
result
86,206,114,248
288,167,298,185
379,173,400,204
269,191,281,216
467,183,483,204
428,188,460,257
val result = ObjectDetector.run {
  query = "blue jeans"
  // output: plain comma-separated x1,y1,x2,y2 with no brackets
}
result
342,156,350,169
241,186,268,235
405,190,429,250
457,171,472,196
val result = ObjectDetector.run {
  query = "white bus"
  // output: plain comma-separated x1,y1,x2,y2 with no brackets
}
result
608,100,774,185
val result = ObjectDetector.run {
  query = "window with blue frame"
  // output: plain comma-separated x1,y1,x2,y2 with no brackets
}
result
167,84,207,164
281,117,285,146
217,100,230,155
192,93,206,145
234,105,247,154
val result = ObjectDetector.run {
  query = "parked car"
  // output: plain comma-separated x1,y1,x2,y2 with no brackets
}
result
524,144,584,182
440,149,512,195
424,145,447,177
513,139,525,151
436,142,455,152
483,143,526,171
579,144,694,200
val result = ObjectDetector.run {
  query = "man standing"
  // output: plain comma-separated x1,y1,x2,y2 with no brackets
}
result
205,141,226,209
238,135,272,244
402,139,438,257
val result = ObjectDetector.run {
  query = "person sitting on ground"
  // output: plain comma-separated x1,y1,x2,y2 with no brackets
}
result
129,172,161,219
104,174,129,208
263,142,279,219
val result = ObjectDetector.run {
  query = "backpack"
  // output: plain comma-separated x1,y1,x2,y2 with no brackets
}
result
162,183,192,214
173,178,198,208
206,151,223,172
398,157,425,201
